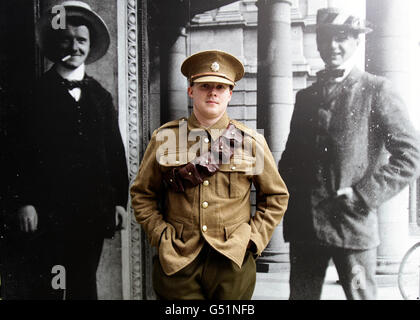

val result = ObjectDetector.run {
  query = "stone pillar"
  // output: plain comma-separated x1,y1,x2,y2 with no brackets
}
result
164,28,188,122
366,0,412,276
256,0,294,272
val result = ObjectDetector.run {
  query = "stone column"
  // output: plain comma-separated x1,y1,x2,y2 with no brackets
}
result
256,0,294,272
164,28,188,122
366,0,412,276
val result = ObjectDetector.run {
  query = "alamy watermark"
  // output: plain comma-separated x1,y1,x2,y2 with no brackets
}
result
51,265,66,290
351,264,366,290
51,5,66,30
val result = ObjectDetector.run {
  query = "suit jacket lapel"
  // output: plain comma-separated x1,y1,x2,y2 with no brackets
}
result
324,68,363,104
315,68,364,106
44,69,81,108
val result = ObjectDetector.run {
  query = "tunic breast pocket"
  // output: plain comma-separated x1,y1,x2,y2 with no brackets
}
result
216,155,253,198
157,150,188,169
158,150,189,191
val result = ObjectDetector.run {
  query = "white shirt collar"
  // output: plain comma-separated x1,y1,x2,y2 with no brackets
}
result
325,53,357,83
55,63,85,81
55,64,85,102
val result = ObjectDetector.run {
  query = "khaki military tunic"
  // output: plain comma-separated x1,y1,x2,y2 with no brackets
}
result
130,112,289,275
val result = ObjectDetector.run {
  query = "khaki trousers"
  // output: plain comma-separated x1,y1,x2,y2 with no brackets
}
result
153,243,256,300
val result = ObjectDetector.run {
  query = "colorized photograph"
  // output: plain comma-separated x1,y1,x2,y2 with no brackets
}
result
0,0,420,304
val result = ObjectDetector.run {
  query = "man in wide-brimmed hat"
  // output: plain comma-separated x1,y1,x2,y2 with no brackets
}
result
130,50,289,299
11,1,128,300
279,7,420,300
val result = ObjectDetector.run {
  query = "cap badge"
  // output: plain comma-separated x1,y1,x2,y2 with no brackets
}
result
210,62,220,72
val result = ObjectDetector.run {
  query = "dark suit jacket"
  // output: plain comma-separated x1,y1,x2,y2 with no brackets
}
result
279,68,420,249
0,82,21,238
17,68,128,238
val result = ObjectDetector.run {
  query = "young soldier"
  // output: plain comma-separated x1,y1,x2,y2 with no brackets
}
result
131,50,289,300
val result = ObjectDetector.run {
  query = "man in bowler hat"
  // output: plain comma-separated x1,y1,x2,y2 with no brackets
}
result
10,1,128,300
279,7,420,299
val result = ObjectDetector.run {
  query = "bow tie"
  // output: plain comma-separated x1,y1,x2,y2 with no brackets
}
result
60,78,89,90
316,68,345,83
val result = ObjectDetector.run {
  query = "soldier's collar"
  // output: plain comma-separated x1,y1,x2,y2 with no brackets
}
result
188,111,230,141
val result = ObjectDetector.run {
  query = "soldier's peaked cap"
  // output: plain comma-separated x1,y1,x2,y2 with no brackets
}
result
181,50,244,87
317,7,372,34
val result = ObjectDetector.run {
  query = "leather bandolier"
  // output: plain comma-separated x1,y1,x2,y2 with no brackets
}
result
163,123,242,192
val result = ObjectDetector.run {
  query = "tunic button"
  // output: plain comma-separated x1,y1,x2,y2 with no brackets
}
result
188,172,192,175
202,225,208,232
204,138,209,143
231,166,236,170
202,201,209,209
203,180,209,186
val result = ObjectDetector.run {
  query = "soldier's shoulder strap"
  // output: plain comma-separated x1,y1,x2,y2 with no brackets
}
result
157,117,188,132
229,119,261,140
